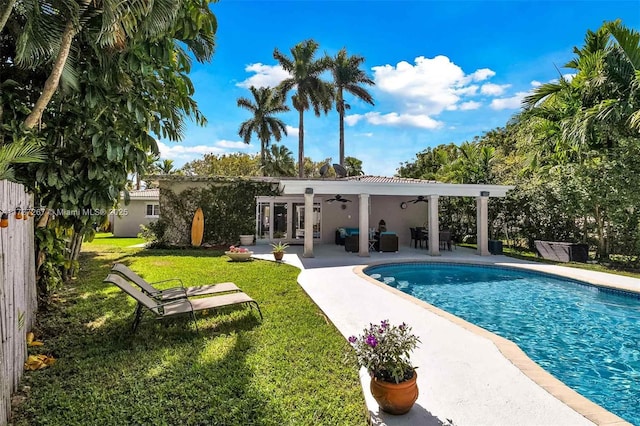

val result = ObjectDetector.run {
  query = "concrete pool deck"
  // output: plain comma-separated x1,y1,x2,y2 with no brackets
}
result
250,244,633,426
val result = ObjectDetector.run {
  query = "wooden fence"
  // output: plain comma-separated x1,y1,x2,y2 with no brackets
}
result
0,181,37,426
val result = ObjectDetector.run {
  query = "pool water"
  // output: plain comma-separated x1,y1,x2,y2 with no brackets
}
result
366,263,640,424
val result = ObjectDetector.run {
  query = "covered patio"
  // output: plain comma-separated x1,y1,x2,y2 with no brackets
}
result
275,176,514,258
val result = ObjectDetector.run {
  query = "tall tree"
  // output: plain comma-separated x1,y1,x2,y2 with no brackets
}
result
521,20,640,259
273,39,333,177
156,159,176,174
237,86,289,172
181,153,261,177
262,144,296,177
1,0,218,290
7,0,216,130
331,48,375,166
344,156,364,176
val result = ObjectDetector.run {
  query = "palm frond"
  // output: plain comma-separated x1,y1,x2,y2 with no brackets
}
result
606,20,640,70
523,81,566,108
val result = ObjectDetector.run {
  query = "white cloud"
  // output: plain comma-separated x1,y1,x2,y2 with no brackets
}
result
347,112,443,129
215,140,251,149
489,92,528,110
468,68,496,82
530,80,543,87
157,141,225,160
236,63,290,88
452,85,479,96
285,125,299,138
356,132,374,137
459,101,482,111
345,114,363,126
480,83,511,96
371,55,496,115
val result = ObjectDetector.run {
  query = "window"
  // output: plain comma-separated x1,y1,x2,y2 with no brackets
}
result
146,204,160,217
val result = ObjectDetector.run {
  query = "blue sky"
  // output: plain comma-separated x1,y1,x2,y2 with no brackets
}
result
159,0,640,176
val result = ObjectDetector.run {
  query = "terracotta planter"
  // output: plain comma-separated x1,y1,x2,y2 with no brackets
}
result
273,251,284,261
370,370,418,415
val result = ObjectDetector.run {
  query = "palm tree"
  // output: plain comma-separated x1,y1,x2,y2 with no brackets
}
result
237,86,289,172
523,21,640,154
331,48,375,167
344,156,364,176
262,144,296,177
273,39,333,177
9,0,215,130
0,138,46,181
157,159,176,174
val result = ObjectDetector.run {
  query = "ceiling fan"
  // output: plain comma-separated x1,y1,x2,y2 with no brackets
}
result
406,196,428,204
326,194,352,203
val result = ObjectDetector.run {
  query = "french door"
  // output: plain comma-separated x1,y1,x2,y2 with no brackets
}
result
256,197,321,243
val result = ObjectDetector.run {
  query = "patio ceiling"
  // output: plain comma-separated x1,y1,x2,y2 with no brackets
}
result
278,177,514,198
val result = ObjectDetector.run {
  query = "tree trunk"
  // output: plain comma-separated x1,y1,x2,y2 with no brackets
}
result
338,89,345,167
23,20,76,129
594,205,607,260
298,108,304,178
64,229,83,280
0,0,17,33
261,139,266,176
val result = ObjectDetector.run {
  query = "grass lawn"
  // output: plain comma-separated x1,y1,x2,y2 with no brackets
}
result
86,232,145,247
11,237,366,425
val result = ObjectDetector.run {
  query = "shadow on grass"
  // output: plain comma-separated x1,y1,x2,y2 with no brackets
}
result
15,254,273,424
13,243,367,425
16,320,274,425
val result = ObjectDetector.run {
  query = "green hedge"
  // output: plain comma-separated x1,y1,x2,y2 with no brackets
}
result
155,180,279,246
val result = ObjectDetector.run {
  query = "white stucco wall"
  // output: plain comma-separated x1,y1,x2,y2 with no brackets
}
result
112,199,159,237
320,195,428,247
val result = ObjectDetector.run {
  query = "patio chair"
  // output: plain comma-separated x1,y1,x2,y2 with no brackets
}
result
439,230,453,251
409,228,419,249
104,274,262,332
111,263,240,301
415,227,428,249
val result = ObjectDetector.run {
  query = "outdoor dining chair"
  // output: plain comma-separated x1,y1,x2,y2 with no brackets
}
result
111,263,241,301
104,274,262,332
415,227,429,249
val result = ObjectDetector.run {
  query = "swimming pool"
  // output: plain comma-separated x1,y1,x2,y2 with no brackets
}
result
365,263,640,425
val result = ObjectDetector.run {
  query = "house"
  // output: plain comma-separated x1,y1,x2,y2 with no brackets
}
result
157,175,514,256
111,189,160,237
259,176,514,257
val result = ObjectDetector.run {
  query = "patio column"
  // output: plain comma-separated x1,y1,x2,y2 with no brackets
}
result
476,192,489,256
358,193,370,257
303,188,314,258
428,195,440,256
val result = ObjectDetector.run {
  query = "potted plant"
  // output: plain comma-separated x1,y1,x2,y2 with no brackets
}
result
224,245,253,262
348,320,420,415
270,241,289,261
239,234,254,246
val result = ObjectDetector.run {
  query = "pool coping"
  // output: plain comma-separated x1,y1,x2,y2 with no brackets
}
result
354,259,634,426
